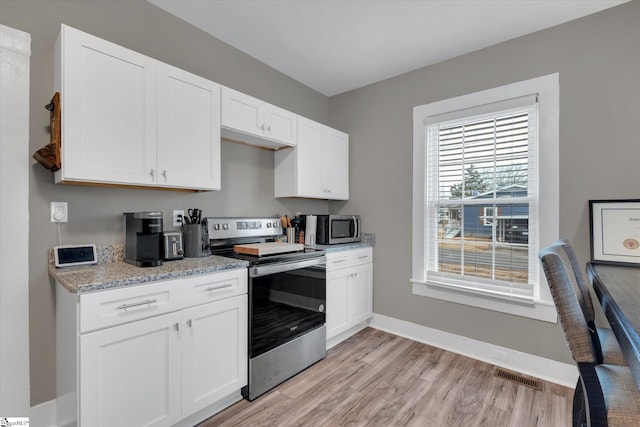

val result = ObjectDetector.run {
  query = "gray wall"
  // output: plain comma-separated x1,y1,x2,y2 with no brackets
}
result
0,0,330,405
329,1,639,366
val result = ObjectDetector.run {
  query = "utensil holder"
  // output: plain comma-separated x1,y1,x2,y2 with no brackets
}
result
183,223,209,257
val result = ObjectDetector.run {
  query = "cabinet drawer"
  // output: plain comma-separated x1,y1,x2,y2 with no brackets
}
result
181,269,247,308
347,248,373,268
326,253,349,271
326,247,373,271
79,281,182,333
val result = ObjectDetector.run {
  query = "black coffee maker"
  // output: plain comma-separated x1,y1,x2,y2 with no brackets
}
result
124,212,163,267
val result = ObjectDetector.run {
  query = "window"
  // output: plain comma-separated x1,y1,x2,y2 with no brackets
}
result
412,74,559,322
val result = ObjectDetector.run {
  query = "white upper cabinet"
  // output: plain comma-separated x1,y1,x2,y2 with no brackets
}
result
54,24,221,190
275,116,349,200
221,87,297,149
157,63,221,190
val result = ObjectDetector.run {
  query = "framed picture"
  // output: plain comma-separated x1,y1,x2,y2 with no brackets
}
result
589,199,640,266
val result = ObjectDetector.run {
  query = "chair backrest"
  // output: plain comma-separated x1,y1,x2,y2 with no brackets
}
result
539,245,596,364
553,239,596,322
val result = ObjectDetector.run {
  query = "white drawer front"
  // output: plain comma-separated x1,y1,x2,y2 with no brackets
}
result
327,247,373,271
79,281,182,333
347,248,373,268
326,253,349,272
182,269,247,308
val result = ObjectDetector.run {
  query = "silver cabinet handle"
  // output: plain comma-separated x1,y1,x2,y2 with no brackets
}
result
149,169,155,179
205,283,233,292
174,322,179,331
331,259,346,264
187,319,192,328
358,255,369,259
266,125,271,132
260,124,265,131
162,169,167,180
117,299,157,310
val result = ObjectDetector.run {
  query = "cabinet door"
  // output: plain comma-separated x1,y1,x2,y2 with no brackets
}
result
263,104,297,146
181,295,247,417
322,128,349,200
326,273,349,339
157,63,221,190
296,117,324,198
80,312,181,427
347,263,373,326
60,25,157,185
220,87,263,138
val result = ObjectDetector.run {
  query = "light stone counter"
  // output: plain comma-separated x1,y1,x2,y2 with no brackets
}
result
49,245,248,293
315,233,375,252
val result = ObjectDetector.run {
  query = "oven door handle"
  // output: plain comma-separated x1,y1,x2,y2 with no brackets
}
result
250,256,326,278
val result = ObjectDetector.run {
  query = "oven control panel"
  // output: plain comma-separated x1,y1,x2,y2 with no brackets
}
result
206,217,283,239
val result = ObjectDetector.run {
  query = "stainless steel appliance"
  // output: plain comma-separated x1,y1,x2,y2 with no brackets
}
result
316,214,361,245
123,212,163,267
162,231,184,260
206,217,327,401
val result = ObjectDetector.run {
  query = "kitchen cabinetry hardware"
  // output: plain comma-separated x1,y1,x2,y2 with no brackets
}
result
162,169,167,180
206,283,233,291
174,322,180,331
187,319,192,328
149,169,154,179
117,299,157,310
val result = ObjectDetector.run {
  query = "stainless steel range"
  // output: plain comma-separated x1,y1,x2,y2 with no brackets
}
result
206,217,327,401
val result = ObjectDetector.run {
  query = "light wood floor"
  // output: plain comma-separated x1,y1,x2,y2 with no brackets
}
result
199,327,573,426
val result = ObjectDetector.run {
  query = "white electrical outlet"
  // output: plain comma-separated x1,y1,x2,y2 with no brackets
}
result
173,210,185,227
51,202,68,223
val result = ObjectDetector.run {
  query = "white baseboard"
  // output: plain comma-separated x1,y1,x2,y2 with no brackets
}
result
370,313,578,388
30,399,57,427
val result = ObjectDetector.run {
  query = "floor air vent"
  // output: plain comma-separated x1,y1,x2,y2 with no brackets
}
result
494,368,544,391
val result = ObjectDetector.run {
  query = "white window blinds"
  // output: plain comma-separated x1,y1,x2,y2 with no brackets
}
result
424,95,538,302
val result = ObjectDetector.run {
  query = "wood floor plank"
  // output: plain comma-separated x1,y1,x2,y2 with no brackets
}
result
199,327,573,427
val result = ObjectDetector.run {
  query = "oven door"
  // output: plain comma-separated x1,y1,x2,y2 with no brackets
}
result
248,256,326,358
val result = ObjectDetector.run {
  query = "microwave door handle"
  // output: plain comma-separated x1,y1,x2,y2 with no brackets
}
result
353,216,359,238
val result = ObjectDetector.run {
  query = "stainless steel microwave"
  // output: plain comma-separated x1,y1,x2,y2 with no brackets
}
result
316,215,361,245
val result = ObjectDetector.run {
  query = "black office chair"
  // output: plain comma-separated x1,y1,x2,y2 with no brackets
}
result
539,245,640,426
553,239,626,366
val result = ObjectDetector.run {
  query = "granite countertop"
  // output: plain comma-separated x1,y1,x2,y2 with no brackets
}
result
50,234,374,294
315,233,375,252
49,245,248,294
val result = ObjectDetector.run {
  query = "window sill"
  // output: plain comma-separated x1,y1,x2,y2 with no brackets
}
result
411,279,558,323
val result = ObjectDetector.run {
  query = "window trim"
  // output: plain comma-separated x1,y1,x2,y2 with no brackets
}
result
411,74,559,323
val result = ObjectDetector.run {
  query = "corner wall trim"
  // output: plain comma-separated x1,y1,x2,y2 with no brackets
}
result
30,399,57,427
369,313,578,388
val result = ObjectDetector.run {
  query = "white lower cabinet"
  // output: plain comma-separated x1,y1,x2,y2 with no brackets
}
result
80,312,182,427
57,269,248,427
326,248,373,347
181,295,247,416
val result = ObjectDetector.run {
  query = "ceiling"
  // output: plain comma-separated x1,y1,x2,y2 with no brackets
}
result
148,0,627,96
